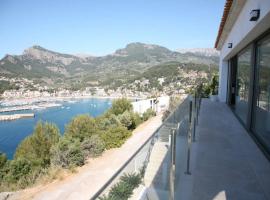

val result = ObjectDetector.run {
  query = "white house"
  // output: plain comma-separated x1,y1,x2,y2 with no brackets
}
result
132,96,170,114
215,0,270,155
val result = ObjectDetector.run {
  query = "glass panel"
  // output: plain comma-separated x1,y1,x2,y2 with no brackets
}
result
235,47,252,125
253,36,270,150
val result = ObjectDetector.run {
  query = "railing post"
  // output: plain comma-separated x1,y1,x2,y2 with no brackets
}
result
196,101,199,126
185,100,192,175
169,129,176,200
189,99,192,124
192,116,196,142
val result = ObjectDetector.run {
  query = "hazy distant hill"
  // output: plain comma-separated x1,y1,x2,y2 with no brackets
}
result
176,48,219,57
0,43,219,87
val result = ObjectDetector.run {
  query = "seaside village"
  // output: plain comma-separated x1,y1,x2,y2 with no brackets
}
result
0,76,177,121
0,77,192,100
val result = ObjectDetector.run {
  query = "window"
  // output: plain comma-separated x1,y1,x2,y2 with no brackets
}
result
235,46,252,125
252,36,270,150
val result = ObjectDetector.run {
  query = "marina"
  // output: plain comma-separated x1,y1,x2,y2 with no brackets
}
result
0,103,62,113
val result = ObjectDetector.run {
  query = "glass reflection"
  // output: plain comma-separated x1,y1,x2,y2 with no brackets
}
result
253,36,270,149
235,47,252,124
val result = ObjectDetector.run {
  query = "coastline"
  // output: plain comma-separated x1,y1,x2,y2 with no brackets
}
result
6,115,163,200
0,95,144,107
0,95,145,114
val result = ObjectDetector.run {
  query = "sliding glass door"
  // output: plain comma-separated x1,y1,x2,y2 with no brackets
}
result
235,47,252,125
252,36,270,150
228,32,270,155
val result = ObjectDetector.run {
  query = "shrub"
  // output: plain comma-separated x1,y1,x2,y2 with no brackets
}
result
109,181,133,199
65,114,98,142
130,112,143,129
201,74,219,97
81,135,105,157
0,153,7,169
209,74,219,95
110,98,133,115
96,114,121,131
118,111,144,130
142,108,156,121
201,83,211,98
50,137,84,168
119,173,141,188
14,121,60,168
99,173,141,200
101,126,131,149
117,111,133,130
5,158,32,183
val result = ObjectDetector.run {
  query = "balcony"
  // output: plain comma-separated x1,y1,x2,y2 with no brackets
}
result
176,99,270,200
92,95,270,200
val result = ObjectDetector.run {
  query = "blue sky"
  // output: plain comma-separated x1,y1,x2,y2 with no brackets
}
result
0,0,225,58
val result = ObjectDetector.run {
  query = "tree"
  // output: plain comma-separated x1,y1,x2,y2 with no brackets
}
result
14,121,60,168
81,135,105,157
96,114,121,131
110,98,133,115
101,126,131,149
64,114,98,142
118,111,133,130
5,158,32,184
50,137,84,168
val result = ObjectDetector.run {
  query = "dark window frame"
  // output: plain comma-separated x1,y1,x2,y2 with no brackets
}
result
227,28,270,160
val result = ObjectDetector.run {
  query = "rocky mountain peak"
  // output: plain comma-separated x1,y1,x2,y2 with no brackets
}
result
23,45,76,65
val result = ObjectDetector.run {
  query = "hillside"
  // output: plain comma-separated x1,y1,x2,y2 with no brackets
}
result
0,43,219,90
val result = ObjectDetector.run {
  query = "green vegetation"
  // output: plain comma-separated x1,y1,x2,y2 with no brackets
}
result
200,74,219,97
0,98,156,191
50,137,84,168
162,96,182,121
110,98,133,115
101,126,131,149
64,115,98,142
15,122,61,168
142,108,156,121
99,173,142,200
0,80,19,94
209,74,219,95
81,135,105,158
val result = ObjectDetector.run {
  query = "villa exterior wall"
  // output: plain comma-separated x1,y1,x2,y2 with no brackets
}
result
218,0,270,102
132,96,170,114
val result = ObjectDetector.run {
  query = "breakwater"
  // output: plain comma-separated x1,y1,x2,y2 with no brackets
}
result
0,113,35,121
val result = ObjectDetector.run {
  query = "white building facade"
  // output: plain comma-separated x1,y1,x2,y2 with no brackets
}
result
132,96,170,114
216,0,270,156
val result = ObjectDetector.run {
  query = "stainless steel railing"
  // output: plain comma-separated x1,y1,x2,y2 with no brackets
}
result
90,85,203,200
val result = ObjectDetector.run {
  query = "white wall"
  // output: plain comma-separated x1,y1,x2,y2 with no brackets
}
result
132,96,170,114
218,0,270,102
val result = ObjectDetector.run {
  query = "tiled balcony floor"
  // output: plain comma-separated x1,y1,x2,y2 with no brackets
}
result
175,99,270,200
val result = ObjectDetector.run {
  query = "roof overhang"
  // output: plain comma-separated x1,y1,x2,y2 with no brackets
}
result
215,0,246,50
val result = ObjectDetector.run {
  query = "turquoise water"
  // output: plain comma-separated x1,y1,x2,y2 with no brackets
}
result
0,98,112,159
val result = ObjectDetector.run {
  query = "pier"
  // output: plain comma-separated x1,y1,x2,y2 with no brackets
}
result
0,113,35,121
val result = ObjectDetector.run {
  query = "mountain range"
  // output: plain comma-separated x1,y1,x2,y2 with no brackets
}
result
0,43,219,88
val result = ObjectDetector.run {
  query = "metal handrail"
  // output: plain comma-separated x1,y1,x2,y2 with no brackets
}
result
90,123,163,199
90,98,187,199
90,85,203,200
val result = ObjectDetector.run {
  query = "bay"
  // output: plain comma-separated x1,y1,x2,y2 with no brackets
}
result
0,98,112,159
